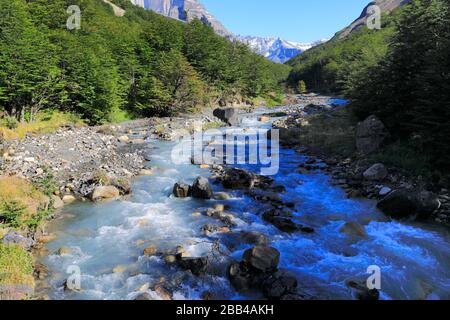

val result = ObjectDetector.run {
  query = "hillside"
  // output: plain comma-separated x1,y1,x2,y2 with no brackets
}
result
286,0,408,94
0,0,290,125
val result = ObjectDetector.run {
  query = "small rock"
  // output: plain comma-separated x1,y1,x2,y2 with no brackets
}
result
51,195,64,209
134,293,153,300
143,246,157,256
164,255,177,264
363,163,388,181
139,169,153,176
339,222,368,238
173,182,191,198
379,187,392,197
90,186,120,201
112,265,127,273
177,256,208,276
214,192,231,200
57,246,72,256
154,285,172,300
62,194,77,204
213,204,225,212
191,177,213,199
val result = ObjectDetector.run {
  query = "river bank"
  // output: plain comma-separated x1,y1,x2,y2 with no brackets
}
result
1,96,449,300
273,94,449,227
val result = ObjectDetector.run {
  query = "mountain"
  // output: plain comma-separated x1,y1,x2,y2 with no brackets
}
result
237,36,323,64
130,0,231,36
287,0,412,93
337,0,412,39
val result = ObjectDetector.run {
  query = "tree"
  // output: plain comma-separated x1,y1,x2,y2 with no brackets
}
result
298,80,307,94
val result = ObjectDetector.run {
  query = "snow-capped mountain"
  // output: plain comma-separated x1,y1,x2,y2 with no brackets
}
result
130,0,231,37
130,1,324,63
237,36,325,64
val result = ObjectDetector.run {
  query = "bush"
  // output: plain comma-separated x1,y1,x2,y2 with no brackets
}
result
0,201,26,228
4,116,19,130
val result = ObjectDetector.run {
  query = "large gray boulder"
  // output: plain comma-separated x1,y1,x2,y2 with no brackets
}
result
2,231,34,250
377,189,440,220
363,163,388,181
221,168,255,189
213,107,241,126
356,115,390,155
191,177,213,199
243,246,280,273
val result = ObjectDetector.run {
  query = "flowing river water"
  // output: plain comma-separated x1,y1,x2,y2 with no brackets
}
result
37,105,450,300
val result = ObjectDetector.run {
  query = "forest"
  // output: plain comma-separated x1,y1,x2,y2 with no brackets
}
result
288,0,450,174
0,0,290,125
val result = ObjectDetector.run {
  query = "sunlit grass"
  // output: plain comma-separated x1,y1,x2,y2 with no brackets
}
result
0,176,48,220
0,111,84,140
0,244,35,295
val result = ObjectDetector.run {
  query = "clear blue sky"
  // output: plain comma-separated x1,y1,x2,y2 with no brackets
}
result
200,0,370,43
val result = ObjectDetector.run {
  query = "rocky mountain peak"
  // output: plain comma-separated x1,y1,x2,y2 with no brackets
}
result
130,0,231,37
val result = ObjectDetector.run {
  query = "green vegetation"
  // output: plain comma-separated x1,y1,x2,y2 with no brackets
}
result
288,0,449,177
0,0,290,127
297,108,357,157
287,10,398,94
0,176,50,231
0,243,35,299
349,0,450,174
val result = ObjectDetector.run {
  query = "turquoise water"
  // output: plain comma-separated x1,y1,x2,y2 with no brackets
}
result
38,109,450,300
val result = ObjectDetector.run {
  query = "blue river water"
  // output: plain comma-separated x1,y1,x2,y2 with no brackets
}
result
38,108,450,300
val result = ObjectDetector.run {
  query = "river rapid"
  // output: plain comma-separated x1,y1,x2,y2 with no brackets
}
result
37,105,450,300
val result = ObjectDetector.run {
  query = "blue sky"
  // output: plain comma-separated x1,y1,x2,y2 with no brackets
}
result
200,0,370,43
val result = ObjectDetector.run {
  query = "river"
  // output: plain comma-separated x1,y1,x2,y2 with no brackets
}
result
37,104,450,300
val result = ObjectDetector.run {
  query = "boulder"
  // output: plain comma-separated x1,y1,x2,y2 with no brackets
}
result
347,279,380,301
173,182,191,198
228,262,252,291
62,194,76,204
2,231,34,250
243,246,280,273
90,186,120,201
177,256,208,276
339,222,368,238
377,189,440,220
221,168,255,189
213,107,241,126
363,163,388,181
191,177,213,199
377,190,417,219
214,192,231,200
241,231,270,246
356,115,390,155
262,270,298,300
51,195,64,209
416,190,441,219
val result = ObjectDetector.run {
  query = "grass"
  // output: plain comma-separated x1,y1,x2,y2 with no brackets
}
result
0,111,84,140
0,176,49,229
0,243,35,299
296,107,357,157
369,141,431,178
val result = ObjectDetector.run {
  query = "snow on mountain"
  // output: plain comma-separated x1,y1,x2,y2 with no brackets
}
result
237,36,325,64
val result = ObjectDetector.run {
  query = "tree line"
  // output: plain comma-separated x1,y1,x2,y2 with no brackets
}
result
287,0,449,174
0,0,290,124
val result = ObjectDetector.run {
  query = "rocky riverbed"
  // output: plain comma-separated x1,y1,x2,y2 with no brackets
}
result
273,94,450,226
2,96,449,301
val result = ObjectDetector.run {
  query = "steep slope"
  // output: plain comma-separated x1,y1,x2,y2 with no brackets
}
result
287,0,411,93
338,0,412,39
130,0,231,36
